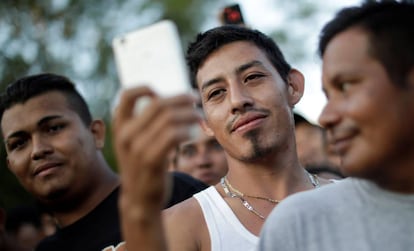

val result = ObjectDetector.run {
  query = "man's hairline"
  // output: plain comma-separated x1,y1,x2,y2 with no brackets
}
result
0,90,88,135
193,40,286,91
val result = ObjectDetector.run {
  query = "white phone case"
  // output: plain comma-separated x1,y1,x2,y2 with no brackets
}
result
112,20,191,97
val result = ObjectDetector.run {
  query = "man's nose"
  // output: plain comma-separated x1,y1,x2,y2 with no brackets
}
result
31,135,53,160
195,148,212,168
318,100,341,130
229,83,254,114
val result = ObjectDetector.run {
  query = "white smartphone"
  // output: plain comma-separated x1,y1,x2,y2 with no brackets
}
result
112,20,191,97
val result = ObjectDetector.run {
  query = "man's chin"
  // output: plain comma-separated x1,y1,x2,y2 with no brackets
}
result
38,187,70,208
198,174,219,185
340,158,374,179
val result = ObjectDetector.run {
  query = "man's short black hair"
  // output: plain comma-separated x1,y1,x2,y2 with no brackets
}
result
318,1,414,87
186,25,292,89
293,112,310,126
0,73,92,127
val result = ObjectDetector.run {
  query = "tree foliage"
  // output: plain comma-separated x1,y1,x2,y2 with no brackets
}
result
0,0,328,208
0,0,222,209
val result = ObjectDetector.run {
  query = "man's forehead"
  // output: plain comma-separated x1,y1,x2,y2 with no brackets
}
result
2,112,63,140
321,29,371,84
196,43,270,87
1,93,72,138
180,134,215,147
322,28,370,66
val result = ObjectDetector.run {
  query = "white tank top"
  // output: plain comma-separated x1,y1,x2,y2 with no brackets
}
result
194,186,258,251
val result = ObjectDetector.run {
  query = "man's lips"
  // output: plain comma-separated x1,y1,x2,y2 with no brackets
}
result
231,113,267,133
33,162,62,176
328,132,357,154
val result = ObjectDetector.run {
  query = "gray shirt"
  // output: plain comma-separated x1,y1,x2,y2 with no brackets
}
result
257,178,414,251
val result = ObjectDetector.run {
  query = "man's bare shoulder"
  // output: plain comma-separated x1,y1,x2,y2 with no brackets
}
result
164,196,203,218
163,196,210,251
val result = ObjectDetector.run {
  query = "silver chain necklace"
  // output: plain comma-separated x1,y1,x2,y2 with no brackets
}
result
220,171,320,220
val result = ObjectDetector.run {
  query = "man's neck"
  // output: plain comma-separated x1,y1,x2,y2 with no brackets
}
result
223,154,314,202
53,171,120,227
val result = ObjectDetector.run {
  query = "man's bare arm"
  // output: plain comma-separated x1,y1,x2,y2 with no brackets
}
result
112,87,199,250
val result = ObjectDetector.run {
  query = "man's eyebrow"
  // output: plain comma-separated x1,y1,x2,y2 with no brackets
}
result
200,60,264,92
37,115,62,127
235,60,263,75
180,141,196,149
201,77,223,93
4,131,26,145
5,115,63,141
322,72,344,97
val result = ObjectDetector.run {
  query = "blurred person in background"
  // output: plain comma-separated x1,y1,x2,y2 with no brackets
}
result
294,112,342,179
39,212,56,238
169,121,228,186
5,205,51,250
1,204,26,251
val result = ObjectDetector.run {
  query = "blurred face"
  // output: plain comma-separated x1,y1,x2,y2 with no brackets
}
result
14,223,44,250
1,91,104,205
175,126,228,185
319,28,414,184
295,124,327,167
196,41,303,163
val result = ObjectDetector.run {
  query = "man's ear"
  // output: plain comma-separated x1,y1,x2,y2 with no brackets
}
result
287,69,305,107
199,119,214,137
90,119,106,149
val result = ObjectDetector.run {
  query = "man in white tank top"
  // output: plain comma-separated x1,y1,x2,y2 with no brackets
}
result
112,25,331,251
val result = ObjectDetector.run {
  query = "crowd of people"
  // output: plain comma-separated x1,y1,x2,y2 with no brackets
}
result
0,1,412,250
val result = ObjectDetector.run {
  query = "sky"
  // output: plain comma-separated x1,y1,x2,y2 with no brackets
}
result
230,0,361,123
